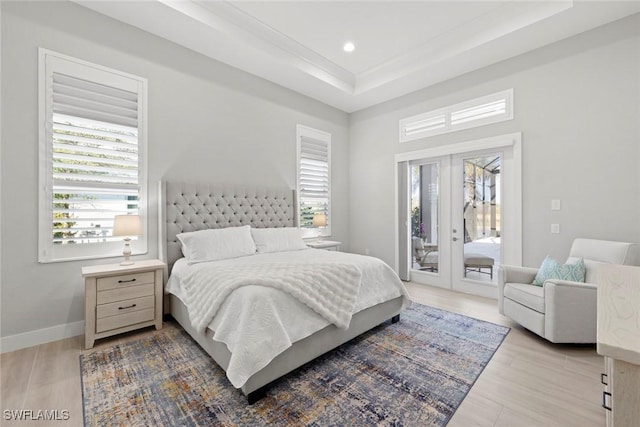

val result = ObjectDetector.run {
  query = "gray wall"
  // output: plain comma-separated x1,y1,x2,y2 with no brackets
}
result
0,2,349,338
350,14,640,268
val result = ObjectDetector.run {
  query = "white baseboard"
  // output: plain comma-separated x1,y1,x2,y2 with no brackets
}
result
0,321,84,354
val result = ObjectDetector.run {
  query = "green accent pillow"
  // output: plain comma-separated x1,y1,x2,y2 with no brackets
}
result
532,256,586,286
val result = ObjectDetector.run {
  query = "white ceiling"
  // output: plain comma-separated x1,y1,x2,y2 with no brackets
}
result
75,1,640,113
231,1,506,75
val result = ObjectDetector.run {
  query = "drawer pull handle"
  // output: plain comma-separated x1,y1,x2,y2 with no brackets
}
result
118,278,137,284
602,391,612,411
118,304,137,310
601,373,608,385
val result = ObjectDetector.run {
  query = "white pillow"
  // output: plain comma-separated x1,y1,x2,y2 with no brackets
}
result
250,227,308,254
177,225,256,264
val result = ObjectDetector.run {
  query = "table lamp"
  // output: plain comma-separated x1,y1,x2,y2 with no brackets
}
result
113,214,141,265
312,213,327,239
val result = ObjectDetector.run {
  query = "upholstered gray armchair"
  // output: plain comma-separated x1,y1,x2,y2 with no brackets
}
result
498,238,637,343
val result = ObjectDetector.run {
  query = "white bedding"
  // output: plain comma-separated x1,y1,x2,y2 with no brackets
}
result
183,261,363,332
166,248,410,388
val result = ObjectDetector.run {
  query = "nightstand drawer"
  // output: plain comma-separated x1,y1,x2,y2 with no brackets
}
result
97,283,154,305
96,295,155,319
96,308,155,333
97,271,155,291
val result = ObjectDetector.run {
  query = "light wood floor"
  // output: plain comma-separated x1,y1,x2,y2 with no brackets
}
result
0,283,606,426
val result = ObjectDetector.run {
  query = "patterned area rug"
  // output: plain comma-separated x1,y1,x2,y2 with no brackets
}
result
80,304,509,426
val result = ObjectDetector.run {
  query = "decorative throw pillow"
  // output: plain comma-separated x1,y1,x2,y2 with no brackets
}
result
177,225,257,264
250,227,308,253
532,256,586,286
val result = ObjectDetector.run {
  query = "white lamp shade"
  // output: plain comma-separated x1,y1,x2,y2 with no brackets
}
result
312,213,327,227
113,215,142,237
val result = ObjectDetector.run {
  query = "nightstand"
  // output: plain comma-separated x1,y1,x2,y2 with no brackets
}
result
307,240,341,251
82,259,166,349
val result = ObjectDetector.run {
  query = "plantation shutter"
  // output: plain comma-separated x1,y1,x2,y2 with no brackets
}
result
297,126,331,234
400,110,446,141
450,96,508,126
40,49,147,262
400,89,513,142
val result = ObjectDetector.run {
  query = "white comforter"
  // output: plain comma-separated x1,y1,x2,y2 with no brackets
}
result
182,261,362,333
167,249,410,388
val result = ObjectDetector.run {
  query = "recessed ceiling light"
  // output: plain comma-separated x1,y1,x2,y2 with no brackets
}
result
343,42,355,53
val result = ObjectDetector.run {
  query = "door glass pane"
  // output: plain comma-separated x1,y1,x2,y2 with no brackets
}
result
462,155,501,282
411,163,439,273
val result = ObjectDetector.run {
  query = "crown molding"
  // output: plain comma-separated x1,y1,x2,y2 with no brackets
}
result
194,1,355,93
354,1,573,94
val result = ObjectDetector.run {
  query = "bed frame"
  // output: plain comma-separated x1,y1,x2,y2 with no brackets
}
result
159,181,403,403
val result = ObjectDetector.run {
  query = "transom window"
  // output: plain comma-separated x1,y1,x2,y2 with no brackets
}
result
400,89,514,142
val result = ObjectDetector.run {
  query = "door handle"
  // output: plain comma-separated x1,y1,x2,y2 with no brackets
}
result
452,237,458,241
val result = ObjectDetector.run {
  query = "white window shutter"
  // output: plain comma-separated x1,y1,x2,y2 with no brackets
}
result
297,125,331,238
400,89,514,142
39,49,148,262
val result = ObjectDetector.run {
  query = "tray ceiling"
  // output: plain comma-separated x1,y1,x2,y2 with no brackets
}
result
74,1,640,112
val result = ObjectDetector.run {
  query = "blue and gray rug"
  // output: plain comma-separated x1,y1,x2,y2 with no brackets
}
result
80,303,509,426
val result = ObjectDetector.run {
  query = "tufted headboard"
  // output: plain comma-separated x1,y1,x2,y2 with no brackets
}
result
159,182,297,271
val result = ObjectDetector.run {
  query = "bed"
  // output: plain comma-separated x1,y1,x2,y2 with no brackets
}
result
159,182,410,403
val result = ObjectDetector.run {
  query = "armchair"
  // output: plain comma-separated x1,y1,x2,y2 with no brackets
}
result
498,238,637,343
412,237,438,272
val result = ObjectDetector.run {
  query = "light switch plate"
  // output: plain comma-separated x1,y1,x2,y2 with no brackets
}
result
551,199,561,211
551,224,560,234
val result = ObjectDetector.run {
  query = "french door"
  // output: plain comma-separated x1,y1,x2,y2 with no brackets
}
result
401,134,521,298
408,156,452,289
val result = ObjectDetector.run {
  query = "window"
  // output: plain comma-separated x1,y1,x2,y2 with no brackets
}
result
296,125,331,238
399,89,513,142
38,49,148,262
